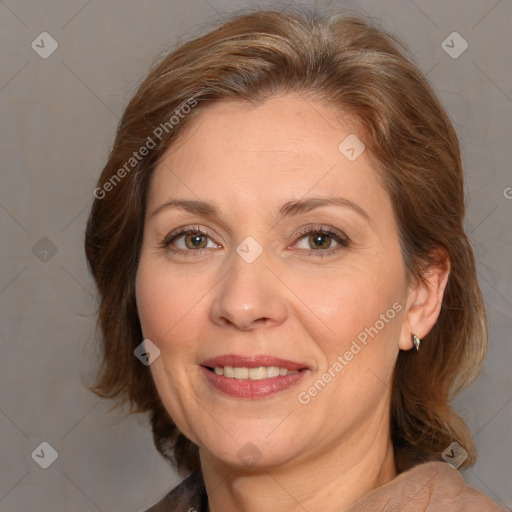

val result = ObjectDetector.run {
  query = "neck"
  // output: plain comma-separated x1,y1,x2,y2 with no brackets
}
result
201,418,396,512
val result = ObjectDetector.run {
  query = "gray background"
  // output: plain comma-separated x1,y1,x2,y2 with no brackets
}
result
0,0,510,510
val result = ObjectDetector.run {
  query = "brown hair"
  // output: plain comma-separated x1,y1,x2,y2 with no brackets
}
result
85,5,488,475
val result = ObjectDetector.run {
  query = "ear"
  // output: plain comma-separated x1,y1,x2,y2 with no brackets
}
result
399,250,450,351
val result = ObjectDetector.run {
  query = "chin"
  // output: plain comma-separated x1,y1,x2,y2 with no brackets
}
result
197,429,307,471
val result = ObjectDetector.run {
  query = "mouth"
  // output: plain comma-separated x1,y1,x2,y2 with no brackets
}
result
200,355,310,399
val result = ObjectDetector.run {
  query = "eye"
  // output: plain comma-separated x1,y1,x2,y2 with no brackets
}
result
292,226,350,258
161,224,350,258
162,226,219,256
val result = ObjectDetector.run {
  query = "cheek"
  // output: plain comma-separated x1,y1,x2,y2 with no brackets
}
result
135,262,187,347
291,264,404,356
135,262,205,438
135,258,213,366
135,265,167,341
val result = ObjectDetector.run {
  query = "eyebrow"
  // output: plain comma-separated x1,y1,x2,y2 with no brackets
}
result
150,196,371,223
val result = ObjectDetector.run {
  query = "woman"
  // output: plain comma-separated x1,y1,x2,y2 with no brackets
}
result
85,6,506,511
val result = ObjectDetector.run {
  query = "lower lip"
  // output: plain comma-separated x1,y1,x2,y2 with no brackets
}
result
201,366,308,399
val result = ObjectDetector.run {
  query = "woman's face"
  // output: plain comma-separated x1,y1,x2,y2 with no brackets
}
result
136,93,412,470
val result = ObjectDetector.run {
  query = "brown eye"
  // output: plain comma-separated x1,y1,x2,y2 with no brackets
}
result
163,227,218,256
183,232,208,249
308,232,333,250
293,226,349,258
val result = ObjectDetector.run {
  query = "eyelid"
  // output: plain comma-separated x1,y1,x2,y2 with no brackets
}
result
289,224,349,245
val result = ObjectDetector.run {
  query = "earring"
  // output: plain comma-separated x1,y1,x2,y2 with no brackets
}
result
411,333,421,351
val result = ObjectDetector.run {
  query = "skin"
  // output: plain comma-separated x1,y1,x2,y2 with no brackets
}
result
135,92,449,512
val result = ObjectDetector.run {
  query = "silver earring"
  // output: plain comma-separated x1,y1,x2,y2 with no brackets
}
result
412,333,421,351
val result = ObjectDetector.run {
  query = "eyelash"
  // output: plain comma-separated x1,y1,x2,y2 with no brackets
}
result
161,225,350,259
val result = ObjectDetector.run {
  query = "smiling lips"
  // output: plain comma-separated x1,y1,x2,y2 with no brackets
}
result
201,355,309,399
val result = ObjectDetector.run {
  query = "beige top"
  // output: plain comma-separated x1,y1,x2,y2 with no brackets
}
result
348,461,507,511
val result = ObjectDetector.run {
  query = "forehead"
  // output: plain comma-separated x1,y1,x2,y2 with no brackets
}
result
148,93,389,219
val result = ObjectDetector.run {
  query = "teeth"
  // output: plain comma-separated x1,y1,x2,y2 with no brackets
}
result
213,366,298,380
234,367,249,379
249,367,267,380
267,367,281,378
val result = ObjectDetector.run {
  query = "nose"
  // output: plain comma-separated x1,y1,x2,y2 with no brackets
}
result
210,249,288,331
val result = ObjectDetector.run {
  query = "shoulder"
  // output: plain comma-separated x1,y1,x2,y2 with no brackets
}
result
142,470,207,512
349,461,507,511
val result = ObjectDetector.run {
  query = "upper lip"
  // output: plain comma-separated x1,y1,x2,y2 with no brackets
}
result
201,354,308,372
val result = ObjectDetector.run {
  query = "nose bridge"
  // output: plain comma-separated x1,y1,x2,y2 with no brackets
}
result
211,237,287,330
